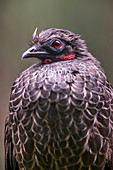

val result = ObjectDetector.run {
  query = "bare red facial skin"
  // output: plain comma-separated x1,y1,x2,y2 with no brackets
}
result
43,54,75,64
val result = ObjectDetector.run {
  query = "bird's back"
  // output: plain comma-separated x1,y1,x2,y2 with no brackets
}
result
5,58,113,169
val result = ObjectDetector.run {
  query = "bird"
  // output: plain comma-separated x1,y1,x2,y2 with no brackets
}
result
4,28,113,170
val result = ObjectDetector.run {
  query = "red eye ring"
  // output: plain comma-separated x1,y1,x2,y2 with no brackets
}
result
53,40,62,48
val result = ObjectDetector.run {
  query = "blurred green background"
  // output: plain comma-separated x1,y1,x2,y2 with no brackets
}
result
0,0,113,169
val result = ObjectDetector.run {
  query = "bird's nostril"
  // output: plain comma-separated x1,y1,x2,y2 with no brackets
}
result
30,49,35,52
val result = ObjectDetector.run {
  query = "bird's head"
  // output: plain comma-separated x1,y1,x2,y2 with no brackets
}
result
22,28,88,64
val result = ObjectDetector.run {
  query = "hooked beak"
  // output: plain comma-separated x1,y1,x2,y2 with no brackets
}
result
22,45,49,60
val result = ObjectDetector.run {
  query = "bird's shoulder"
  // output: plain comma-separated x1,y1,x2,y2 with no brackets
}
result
9,60,113,113
10,59,113,98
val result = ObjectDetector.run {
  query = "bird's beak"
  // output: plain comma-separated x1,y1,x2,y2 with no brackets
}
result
22,45,48,60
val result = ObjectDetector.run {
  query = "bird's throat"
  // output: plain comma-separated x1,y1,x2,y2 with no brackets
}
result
43,54,75,64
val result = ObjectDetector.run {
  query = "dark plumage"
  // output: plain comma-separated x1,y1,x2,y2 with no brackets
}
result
5,28,113,170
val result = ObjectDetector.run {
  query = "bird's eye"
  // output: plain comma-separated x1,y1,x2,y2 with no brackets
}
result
53,40,62,48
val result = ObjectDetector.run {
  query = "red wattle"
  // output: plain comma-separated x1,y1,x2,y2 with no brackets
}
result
60,54,75,60
43,54,75,64
43,59,53,64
